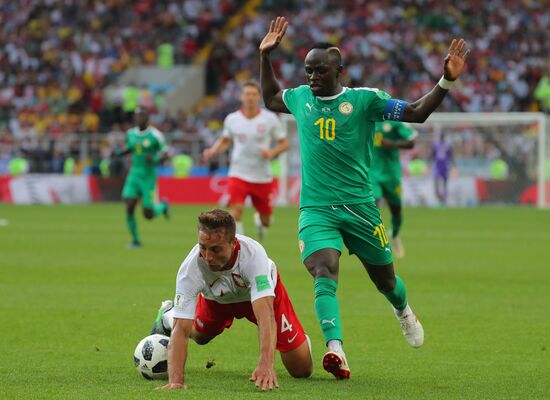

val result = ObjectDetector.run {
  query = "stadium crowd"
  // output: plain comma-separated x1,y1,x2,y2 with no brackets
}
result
0,0,549,174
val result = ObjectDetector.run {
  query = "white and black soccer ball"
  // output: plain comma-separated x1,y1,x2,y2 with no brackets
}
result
133,334,170,380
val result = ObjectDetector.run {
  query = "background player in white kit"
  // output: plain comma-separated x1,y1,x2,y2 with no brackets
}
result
203,80,289,239
155,209,313,391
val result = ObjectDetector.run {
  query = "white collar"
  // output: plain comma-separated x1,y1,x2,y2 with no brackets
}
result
316,87,346,100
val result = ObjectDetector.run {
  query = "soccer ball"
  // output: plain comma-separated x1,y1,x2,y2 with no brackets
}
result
133,334,170,380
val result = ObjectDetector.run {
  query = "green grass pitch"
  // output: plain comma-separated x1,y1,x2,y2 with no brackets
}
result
1,204,549,399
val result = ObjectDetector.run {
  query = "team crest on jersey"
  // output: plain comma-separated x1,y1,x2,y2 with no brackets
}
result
339,102,353,115
232,273,248,288
142,139,151,148
257,124,266,134
383,122,392,132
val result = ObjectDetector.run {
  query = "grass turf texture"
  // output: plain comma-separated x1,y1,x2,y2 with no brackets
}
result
0,204,549,399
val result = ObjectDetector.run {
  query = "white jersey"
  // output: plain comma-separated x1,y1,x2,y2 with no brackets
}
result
172,234,278,320
222,109,285,183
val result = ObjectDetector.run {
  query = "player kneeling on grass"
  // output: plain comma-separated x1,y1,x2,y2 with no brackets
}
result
154,209,313,391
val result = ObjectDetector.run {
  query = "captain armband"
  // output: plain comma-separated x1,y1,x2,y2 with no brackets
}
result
383,99,408,121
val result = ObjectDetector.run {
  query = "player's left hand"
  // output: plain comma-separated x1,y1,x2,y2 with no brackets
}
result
260,149,272,160
443,38,470,81
249,364,279,391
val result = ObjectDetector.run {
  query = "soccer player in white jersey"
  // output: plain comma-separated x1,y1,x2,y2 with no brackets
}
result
203,80,289,239
156,209,313,391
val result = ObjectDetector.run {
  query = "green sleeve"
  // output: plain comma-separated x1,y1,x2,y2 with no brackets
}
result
362,89,392,122
282,86,306,114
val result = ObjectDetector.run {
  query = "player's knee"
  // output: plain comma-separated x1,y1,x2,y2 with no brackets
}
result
193,336,212,346
290,360,313,378
375,277,396,292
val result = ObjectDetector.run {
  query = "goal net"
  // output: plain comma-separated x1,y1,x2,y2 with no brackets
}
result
277,112,549,208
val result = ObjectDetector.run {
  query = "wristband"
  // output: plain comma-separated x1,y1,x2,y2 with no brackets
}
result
438,76,454,90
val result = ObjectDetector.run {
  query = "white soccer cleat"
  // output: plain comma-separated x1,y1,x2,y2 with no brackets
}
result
322,349,350,380
391,235,405,258
394,305,424,348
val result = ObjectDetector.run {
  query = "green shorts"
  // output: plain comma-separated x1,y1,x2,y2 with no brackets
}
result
373,178,402,207
298,202,393,266
122,174,157,209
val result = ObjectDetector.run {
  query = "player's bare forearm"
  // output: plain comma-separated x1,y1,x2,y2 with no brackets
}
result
260,52,289,114
270,138,290,158
403,85,448,123
212,137,232,154
382,138,415,150
252,297,276,366
167,319,192,385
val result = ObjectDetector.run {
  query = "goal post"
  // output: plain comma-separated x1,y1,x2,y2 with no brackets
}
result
277,112,550,208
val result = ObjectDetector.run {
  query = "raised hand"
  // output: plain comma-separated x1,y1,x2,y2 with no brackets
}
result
259,16,288,54
443,38,470,81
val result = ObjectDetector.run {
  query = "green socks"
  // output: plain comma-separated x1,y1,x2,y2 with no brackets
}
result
379,275,407,311
391,213,403,238
314,277,343,344
126,213,140,243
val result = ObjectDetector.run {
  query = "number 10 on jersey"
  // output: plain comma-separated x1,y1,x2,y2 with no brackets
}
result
314,118,336,141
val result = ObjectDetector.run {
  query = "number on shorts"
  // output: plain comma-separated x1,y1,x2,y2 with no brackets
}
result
281,313,293,333
373,223,389,247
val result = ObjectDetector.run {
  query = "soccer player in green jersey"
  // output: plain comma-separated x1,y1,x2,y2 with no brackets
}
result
372,121,418,258
115,108,170,248
259,16,469,379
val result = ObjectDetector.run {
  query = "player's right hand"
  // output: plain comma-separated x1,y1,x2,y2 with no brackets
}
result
202,148,214,163
249,364,279,391
259,16,288,54
156,383,188,390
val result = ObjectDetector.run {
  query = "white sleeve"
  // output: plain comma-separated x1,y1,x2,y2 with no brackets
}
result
172,255,203,320
221,114,234,139
242,243,276,302
270,113,286,141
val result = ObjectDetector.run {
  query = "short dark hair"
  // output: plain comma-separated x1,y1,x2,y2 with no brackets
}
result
308,42,342,67
198,209,236,241
242,79,261,93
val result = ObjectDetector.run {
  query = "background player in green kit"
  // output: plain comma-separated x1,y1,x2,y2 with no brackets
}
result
115,108,170,248
372,121,418,258
260,16,469,379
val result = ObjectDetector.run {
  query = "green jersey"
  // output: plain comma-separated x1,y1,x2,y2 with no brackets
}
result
372,121,417,181
282,85,395,207
125,126,166,177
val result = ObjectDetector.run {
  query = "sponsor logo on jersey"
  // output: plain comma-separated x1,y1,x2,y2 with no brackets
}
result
339,102,353,115
306,103,313,112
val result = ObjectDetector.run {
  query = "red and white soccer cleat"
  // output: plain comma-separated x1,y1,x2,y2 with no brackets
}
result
322,350,350,380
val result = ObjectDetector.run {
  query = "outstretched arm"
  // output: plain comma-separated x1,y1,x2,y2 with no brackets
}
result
259,17,290,113
203,137,233,163
403,39,469,123
249,296,278,391
157,318,193,390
